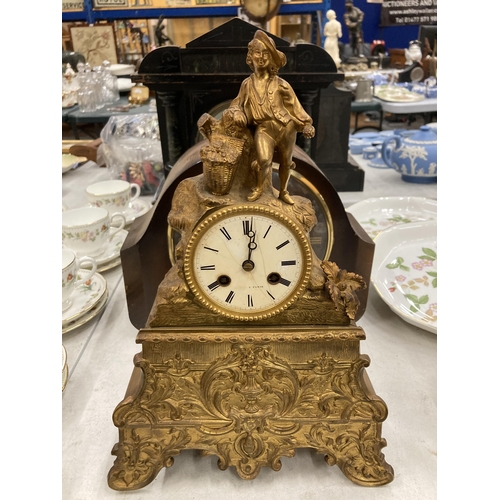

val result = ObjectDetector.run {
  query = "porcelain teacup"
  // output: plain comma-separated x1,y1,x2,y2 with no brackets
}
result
62,206,126,257
62,248,97,311
86,179,140,215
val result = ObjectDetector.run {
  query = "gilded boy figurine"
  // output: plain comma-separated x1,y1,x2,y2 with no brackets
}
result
229,30,315,205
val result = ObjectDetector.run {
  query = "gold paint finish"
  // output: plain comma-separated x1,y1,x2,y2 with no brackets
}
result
108,326,393,489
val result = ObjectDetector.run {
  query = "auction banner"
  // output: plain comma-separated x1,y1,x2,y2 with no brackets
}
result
380,0,437,26
62,0,84,10
93,0,128,6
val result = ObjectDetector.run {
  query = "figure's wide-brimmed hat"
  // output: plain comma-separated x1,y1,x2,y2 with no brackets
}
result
252,30,287,69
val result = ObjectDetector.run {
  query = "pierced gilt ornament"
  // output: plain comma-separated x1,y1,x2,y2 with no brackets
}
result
108,29,393,491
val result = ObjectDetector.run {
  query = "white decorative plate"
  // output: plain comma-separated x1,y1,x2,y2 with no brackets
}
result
110,64,135,76
62,154,87,174
62,270,107,325
347,196,437,240
62,289,109,335
374,85,425,102
372,220,437,334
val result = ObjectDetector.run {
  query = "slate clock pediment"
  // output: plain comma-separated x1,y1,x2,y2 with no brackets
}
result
186,17,288,48
132,17,363,196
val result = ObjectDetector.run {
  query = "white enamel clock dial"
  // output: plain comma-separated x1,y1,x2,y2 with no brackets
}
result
184,205,312,320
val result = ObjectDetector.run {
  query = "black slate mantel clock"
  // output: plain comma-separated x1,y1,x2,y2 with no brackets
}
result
132,18,365,192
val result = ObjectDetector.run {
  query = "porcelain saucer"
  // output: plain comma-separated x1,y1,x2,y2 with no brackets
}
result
84,199,151,226
62,269,107,326
62,345,67,371
96,256,122,273
62,289,109,335
62,363,69,391
124,198,152,225
77,229,128,268
350,132,380,140
367,157,389,169
62,345,68,391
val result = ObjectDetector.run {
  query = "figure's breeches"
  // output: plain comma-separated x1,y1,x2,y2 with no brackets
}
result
255,120,297,171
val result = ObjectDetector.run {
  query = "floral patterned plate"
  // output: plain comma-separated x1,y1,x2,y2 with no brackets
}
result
372,220,437,334
62,269,107,326
347,196,437,240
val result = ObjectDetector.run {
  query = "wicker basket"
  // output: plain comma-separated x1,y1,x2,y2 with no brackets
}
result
201,134,245,195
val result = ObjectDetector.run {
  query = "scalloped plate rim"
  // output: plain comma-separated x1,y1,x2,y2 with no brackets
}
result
371,220,437,334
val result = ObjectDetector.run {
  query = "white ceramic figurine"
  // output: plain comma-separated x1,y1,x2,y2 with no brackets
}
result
324,9,342,67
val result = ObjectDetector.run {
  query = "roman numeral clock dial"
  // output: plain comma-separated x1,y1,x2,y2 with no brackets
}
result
183,205,312,320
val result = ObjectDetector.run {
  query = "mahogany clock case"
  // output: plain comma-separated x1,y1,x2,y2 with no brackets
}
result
120,142,374,330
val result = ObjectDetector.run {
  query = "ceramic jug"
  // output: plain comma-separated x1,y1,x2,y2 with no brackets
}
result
381,126,437,183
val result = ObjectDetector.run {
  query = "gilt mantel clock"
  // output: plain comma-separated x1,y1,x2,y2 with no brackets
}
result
108,29,393,491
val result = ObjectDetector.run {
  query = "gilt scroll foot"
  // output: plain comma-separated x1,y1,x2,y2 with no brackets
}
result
107,428,190,491
308,422,394,486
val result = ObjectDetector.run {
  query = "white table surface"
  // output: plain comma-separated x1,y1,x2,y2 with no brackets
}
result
62,157,437,500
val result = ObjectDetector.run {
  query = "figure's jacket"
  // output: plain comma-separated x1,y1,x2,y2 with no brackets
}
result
230,74,312,131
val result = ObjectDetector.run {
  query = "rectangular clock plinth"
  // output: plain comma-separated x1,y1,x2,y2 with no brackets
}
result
108,325,393,490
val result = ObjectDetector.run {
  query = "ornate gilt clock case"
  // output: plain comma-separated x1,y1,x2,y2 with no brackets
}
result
108,23,393,492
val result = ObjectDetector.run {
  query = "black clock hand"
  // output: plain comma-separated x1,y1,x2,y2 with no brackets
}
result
243,218,256,271
247,230,257,261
